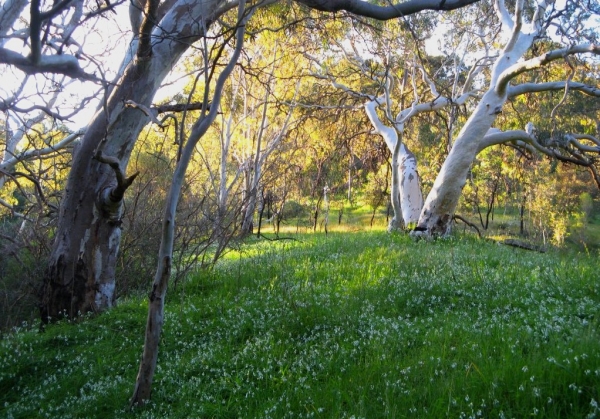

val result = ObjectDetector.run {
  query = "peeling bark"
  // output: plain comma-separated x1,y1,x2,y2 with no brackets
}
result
40,0,214,319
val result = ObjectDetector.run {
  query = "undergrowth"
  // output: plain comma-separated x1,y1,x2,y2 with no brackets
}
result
1,231,599,418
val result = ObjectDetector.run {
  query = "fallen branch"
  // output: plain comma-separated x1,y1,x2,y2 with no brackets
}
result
499,238,547,253
453,214,482,238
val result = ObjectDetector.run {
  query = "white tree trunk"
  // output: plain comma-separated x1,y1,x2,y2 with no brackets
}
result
398,143,422,226
365,98,423,228
388,135,402,231
41,0,226,318
416,90,504,235
413,0,592,237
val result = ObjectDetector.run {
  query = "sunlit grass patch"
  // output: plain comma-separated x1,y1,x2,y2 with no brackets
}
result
1,231,599,418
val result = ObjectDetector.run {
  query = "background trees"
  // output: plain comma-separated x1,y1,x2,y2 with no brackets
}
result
0,0,597,315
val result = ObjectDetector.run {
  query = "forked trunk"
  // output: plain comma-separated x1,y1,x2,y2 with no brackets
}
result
40,80,149,320
40,23,193,320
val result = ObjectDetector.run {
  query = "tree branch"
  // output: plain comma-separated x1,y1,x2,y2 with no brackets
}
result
453,214,482,237
479,128,598,166
493,0,513,30
0,0,29,42
0,47,101,81
137,0,159,59
152,102,210,113
508,81,600,98
94,151,140,206
496,43,600,96
0,129,85,173
293,0,481,20
503,0,524,53
29,0,42,64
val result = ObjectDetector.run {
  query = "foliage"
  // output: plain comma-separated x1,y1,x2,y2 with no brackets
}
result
0,218,50,331
2,231,599,417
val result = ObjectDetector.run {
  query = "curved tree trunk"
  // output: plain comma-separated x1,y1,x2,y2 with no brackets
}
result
39,0,216,320
413,0,559,237
40,63,155,320
365,98,423,229
415,90,504,236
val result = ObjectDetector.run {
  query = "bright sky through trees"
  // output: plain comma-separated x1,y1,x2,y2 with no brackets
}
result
1,2,188,131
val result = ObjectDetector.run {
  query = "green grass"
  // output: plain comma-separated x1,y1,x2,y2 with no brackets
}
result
1,231,600,418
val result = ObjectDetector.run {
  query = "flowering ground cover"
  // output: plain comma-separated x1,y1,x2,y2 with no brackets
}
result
1,231,599,418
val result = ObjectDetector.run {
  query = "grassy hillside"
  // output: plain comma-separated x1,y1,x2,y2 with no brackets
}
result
1,231,599,418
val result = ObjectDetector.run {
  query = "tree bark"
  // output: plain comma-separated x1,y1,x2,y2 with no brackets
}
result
40,62,156,319
364,98,423,229
40,0,220,320
415,90,504,236
32,0,482,322
412,0,595,237
388,133,402,231
399,143,422,227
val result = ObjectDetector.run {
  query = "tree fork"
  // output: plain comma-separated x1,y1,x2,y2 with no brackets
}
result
40,152,140,323
94,151,140,218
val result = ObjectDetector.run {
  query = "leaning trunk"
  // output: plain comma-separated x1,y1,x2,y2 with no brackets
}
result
41,64,154,320
40,6,202,319
415,90,505,236
131,4,248,403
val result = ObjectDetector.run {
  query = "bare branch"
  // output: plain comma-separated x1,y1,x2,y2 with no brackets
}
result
0,47,101,81
0,128,85,173
503,0,524,53
29,0,42,64
138,0,159,59
493,0,513,31
478,128,599,166
39,0,76,21
0,0,28,43
0,196,27,219
550,57,574,120
152,102,209,113
453,214,482,237
508,81,600,97
293,0,481,20
94,151,140,205
566,134,600,153
496,43,600,96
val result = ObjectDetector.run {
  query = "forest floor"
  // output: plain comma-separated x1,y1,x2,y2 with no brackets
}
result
1,229,600,418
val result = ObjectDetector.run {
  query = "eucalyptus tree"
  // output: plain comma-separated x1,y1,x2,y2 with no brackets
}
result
414,0,600,237
312,19,473,230
226,37,301,236
320,0,600,237
0,0,107,221
132,0,483,406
